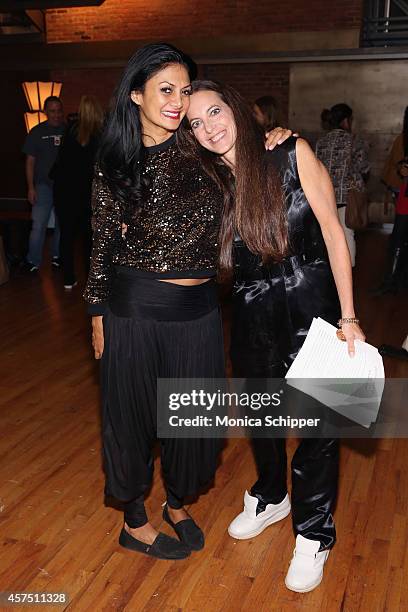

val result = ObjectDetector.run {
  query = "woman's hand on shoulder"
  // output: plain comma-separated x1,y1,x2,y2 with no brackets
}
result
265,127,297,150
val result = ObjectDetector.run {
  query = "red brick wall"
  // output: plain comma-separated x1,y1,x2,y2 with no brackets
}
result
46,0,364,44
49,68,122,115
203,64,289,123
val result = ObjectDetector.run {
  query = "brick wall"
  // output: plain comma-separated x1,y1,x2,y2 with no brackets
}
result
203,64,290,123
46,0,364,44
44,0,362,137
49,68,122,115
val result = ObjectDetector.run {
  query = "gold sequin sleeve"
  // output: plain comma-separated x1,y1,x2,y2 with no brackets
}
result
83,167,122,314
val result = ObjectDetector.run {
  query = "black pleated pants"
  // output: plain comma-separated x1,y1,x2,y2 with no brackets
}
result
100,268,225,527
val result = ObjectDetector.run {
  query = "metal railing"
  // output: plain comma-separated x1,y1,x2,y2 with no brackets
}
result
363,15,408,45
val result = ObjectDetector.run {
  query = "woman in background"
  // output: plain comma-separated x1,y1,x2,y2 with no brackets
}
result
382,106,408,194
53,95,104,289
179,81,365,593
316,103,370,267
375,106,408,294
252,95,281,132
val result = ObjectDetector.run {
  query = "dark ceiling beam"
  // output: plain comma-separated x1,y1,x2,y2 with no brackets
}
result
25,9,45,33
0,1,105,9
0,9,44,41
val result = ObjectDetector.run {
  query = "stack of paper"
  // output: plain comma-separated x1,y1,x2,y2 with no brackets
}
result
285,318,385,428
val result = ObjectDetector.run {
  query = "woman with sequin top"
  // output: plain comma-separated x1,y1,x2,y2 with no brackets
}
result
83,44,230,560
180,81,366,592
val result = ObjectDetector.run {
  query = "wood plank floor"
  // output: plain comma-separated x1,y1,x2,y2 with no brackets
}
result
0,227,407,612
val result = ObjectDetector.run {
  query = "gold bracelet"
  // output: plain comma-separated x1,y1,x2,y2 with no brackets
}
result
337,317,359,328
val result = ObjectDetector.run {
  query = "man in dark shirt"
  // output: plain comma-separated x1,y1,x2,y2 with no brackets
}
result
22,96,65,272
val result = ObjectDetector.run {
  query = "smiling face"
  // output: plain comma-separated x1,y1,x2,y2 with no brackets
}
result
131,63,191,144
187,89,237,167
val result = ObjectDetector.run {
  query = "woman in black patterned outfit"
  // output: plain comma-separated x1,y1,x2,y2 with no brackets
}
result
84,45,226,561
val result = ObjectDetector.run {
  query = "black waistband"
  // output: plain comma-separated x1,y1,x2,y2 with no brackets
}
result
109,269,219,320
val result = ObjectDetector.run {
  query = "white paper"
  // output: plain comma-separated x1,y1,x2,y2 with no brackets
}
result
286,318,384,379
285,318,385,428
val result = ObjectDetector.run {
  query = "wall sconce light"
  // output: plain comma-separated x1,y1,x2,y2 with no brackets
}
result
22,81,63,133
24,111,47,133
22,81,62,111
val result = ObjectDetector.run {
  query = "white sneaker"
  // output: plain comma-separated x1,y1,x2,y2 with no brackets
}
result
228,490,291,540
285,534,330,593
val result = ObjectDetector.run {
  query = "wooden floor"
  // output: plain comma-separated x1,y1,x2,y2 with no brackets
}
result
0,228,407,612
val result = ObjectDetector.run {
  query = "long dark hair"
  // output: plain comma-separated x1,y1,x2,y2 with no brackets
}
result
177,80,288,278
321,103,352,131
98,43,196,221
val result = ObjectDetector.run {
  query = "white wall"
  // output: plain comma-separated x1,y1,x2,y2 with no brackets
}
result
289,60,408,201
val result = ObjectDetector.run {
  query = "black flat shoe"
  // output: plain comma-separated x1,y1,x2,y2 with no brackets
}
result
119,527,191,560
162,503,205,551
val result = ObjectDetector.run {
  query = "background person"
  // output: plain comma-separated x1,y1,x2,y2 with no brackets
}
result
53,95,104,289
22,96,65,273
374,106,408,294
252,95,282,132
382,106,408,195
316,103,370,267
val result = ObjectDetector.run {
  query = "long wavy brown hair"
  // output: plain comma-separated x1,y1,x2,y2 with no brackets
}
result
77,95,104,146
177,80,288,279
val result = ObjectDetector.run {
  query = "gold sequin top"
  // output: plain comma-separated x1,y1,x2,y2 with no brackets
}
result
84,135,223,313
